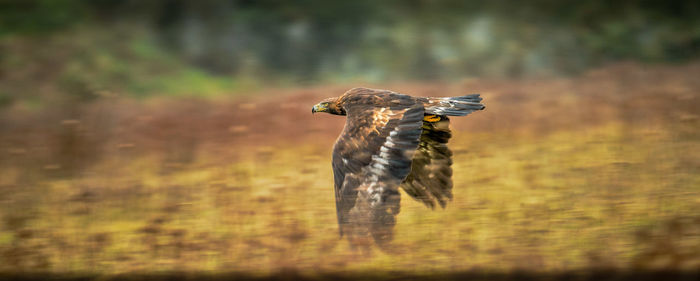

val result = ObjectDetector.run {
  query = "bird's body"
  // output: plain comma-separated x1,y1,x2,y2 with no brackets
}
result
312,87,484,245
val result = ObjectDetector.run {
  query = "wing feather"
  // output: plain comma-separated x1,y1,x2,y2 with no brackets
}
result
400,116,454,209
331,92,423,243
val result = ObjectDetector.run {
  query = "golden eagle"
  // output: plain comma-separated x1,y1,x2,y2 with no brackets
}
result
312,87,484,245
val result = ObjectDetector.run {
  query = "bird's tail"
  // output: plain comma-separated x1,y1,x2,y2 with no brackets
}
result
424,94,485,116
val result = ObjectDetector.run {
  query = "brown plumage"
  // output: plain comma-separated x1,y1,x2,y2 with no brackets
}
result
312,87,484,245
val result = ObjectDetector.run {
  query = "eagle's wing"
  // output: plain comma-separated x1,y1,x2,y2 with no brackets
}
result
399,94,484,208
332,95,423,243
400,116,453,208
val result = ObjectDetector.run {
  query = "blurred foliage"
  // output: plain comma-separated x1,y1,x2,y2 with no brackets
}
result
0,0,87,35
1,1,698,277
0,62,698,274
1,126,698,273
1,0,700,103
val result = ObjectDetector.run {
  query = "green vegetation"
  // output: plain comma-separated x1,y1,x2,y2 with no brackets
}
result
0,24,251,107
2,1,700,104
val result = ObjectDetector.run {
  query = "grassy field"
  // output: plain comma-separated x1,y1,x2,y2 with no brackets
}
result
0,62,698,275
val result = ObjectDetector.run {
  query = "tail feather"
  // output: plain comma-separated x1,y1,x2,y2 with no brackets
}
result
424,94,485,116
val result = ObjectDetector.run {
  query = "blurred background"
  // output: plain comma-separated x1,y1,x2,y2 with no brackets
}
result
0,0,698,278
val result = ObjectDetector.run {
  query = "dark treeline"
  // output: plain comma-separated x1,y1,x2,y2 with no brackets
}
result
1,0,700,81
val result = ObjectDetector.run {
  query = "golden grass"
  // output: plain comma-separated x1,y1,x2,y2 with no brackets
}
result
0,62,699,275
1,122,697,274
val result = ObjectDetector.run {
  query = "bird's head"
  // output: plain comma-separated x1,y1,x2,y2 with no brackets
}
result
312,97,346,115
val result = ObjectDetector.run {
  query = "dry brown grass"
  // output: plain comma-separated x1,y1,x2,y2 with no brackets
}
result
0,62,698,275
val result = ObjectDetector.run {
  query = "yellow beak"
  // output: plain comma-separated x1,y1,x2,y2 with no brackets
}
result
312,103,327,114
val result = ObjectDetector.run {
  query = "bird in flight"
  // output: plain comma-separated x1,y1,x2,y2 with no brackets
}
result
312,87,485,246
